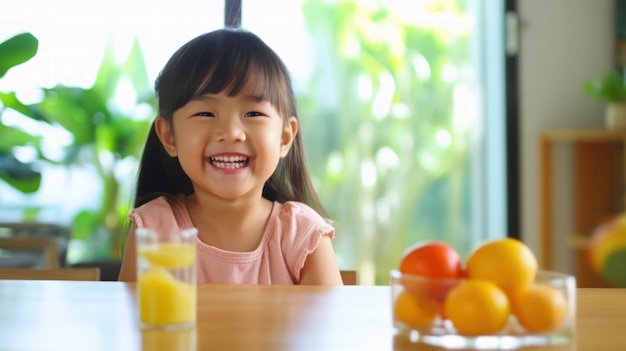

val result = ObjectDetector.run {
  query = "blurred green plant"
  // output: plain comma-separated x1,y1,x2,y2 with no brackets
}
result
2,0,484,277
299,0,475,284
0,35,154,261
584,70,626,103
0,33,42,194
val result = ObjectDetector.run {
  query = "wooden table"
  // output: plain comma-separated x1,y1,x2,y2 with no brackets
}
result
0,281,625,351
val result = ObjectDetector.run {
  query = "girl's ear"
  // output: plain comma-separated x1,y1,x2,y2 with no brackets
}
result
280,117,298,157
155,117,177,157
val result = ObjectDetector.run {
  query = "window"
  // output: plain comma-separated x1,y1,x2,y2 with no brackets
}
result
0,0,224,261
1,0,507,284
242,0,507,284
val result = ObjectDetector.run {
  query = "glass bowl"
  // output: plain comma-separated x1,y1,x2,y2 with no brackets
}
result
390,269,576,350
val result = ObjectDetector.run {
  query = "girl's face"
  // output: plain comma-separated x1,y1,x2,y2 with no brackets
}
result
155,84,297,202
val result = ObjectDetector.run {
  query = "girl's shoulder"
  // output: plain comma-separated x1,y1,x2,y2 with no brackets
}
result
274,201,326,221
271,201,334,237
129,194,191,228
132,194,186,213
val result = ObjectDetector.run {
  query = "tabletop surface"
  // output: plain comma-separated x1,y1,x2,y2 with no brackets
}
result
0,281,625,351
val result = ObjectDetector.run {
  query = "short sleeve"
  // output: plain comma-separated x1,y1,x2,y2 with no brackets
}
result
128,195,192,230
276,202,335,282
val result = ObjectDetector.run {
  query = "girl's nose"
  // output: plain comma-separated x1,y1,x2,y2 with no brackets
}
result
213,117,246,142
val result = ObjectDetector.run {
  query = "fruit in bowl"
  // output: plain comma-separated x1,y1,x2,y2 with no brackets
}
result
391,238,575,348
444,279,510,336
398,242,464,301
399,241,464,279
466,238,538,296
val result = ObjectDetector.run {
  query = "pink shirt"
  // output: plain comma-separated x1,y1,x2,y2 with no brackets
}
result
129,195,335,284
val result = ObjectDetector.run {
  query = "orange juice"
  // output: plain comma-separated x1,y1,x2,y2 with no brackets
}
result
141,328,197,351
136,233,197,329
140,243,196,269
139,267,195,326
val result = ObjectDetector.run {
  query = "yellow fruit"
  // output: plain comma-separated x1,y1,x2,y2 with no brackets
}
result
466,238,538,295
444,280,510,336
511,283,568,333
139,243,195,268
394,291,439,328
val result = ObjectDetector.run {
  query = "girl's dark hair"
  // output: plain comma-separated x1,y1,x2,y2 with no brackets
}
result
134,28,327,218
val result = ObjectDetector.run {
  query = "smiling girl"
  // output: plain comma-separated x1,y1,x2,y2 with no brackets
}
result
118,28,343,285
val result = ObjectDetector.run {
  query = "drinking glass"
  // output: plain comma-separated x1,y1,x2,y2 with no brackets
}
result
136,227,197,330
141,328,197,351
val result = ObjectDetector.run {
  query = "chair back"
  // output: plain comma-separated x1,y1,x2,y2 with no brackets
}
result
0,268,101,281
0,237,60,269
0,222,70,266
340,270,358,285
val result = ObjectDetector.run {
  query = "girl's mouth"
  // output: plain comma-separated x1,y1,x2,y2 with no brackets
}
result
209,155,249,169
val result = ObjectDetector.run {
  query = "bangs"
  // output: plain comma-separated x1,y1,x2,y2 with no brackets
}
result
156,29,295,119
196,60,290,118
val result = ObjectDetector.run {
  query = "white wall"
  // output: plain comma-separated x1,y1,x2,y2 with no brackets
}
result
519,1,614,272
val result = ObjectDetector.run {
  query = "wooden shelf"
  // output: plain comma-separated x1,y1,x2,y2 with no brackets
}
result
541,129,626,142
539,128,625,287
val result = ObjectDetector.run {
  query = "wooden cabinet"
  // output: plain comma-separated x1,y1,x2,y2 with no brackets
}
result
539,129,626,287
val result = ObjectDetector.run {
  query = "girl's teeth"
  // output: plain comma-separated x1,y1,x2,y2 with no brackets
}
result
210,156,248,169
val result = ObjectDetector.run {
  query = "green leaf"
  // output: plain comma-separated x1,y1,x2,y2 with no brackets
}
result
0,33,38,78
95,123,116,153
93,39,121,98
0,173,41,193
122,37,152,95
0,153,41,193
21,207,42,221
584,70,626,102
71,210,102,240
112,118,151,157
36,86,109,145
0,92,49,122
0,123,41,151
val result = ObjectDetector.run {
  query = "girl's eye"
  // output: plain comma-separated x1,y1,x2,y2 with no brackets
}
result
194,112,215,117
245,111,264,118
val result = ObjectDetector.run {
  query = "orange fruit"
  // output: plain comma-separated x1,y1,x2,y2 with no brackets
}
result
444,280,510,336
466,238,538,295
394,290,439,329
510,283,568,333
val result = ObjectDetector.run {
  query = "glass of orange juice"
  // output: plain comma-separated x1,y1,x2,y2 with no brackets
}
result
136,227,197,330
141,328,197,351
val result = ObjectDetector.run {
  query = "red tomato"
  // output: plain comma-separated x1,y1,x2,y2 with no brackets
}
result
399,242,464,301
399,241,463,279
